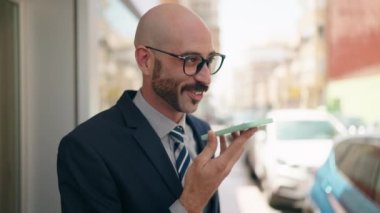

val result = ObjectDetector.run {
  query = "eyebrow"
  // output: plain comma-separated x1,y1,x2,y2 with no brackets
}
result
179,50,218,57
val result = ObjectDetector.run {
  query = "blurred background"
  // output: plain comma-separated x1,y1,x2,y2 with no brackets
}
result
1,0,380,212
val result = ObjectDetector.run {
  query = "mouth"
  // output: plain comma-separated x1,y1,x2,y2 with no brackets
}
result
187,90,204,102
182,83,209,102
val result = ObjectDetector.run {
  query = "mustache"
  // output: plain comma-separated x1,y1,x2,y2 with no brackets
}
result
182,82,209,92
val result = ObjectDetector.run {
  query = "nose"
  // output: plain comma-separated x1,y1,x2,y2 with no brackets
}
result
194,62,211,85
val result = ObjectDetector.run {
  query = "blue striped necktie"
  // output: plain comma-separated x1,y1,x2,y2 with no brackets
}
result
169,125,191,182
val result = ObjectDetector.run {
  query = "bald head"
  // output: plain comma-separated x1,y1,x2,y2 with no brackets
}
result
134,3,213,51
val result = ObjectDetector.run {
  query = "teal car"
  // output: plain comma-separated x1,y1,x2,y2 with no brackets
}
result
309,135,380,212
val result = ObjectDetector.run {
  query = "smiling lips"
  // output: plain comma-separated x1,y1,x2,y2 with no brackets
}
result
182,83,208,102
182,89,204,102
188,90,204,101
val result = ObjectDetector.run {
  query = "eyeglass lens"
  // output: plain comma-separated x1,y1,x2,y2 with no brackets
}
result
184,55,223,75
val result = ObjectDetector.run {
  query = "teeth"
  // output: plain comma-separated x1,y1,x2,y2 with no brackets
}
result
195,91,202,95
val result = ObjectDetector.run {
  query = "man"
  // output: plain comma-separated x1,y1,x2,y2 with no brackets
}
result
57,3,256,213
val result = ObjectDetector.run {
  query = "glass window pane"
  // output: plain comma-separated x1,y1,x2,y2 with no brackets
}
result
97,0,141,111
335,141,353,166
338,142,380,204
277,120,337,140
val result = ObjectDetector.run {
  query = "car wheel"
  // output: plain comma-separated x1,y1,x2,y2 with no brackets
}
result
253,158,265,181
244,153,259,180
261,177,280,208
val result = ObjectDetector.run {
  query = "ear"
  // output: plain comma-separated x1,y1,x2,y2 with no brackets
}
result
135,46,154,76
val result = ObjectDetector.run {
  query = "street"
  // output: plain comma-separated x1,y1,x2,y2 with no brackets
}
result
218,153,301,213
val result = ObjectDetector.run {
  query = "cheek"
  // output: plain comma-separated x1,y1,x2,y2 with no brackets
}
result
153,60,191,93
162,62,189,81
161,75,189,93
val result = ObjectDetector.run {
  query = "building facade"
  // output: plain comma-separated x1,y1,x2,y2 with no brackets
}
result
326,0,380,123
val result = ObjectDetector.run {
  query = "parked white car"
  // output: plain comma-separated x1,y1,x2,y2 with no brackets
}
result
246,109,347,208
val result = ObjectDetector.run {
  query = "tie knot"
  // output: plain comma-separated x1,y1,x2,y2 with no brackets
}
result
174,125,184,134
170,125,185,144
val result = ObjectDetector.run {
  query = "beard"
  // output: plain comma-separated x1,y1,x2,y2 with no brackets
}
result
151,58,209,113
152,59,183,112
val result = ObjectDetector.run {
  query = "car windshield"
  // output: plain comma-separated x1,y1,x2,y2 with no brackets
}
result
277,120,336,140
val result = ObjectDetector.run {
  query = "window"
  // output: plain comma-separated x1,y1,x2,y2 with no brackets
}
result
336,140,380,205
334,141,353,166
276,120,337,140
97,0,141,110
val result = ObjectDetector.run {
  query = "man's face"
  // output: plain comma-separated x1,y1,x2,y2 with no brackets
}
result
151,58,209,113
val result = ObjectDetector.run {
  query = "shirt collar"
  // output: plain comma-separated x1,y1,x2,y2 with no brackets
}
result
133,90,187,138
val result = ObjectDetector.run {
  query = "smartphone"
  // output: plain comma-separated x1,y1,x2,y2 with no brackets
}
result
201,118,273,140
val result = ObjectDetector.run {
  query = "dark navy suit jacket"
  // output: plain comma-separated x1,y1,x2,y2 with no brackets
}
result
57,90,220,213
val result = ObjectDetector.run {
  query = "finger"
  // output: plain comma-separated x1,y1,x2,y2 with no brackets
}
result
196,131,218,163
231,132,239,140
234,128,256,144
219,128,256,164
240,127,258,135
219,135,227,155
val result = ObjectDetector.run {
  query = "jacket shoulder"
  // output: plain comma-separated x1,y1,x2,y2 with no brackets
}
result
187,114,211,134
61,106,126,143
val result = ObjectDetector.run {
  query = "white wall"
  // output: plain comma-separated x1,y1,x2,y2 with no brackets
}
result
21,0,76,212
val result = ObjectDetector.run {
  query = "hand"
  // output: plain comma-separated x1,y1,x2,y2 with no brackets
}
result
179,128,257,213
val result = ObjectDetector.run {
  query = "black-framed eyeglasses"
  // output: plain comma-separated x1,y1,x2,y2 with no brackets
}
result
145,46,225,76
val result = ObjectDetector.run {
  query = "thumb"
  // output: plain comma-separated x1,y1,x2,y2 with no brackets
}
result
197,131,218,163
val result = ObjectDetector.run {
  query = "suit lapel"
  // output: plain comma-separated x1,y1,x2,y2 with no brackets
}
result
133,125,183,197
116,91,182,198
